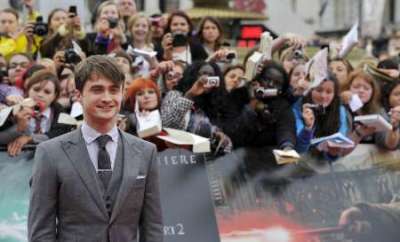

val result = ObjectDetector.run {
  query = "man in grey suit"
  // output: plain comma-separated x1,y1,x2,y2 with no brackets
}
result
28,55,163,242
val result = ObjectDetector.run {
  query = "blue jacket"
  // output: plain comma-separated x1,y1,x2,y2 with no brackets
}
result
292,99,349,154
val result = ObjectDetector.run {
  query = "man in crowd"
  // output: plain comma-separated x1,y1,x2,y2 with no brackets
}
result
28,55,163,242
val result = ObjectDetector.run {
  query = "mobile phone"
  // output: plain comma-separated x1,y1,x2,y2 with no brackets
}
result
68,6,77,17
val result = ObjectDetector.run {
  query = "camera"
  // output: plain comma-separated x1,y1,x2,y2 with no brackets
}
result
172,33,188,47
107,17,119,29
305,104,326,116
255,87,279,99
64,48,81,64
226,51,236,60
68,5,77,17
33,16,48,36
206,76,220,87
292,48,304,60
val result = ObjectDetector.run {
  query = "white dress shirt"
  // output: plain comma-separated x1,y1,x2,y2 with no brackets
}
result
28,107,52,134
81,122,119,171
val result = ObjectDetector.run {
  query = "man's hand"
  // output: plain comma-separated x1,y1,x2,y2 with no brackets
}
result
7,135,33,157
338,207,372,238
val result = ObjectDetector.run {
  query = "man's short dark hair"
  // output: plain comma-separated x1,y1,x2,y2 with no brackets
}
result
75,55,125,92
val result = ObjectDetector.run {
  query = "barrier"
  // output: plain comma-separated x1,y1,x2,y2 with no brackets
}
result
0,145,399,242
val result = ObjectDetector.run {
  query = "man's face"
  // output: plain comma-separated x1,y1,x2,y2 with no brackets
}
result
80,75,123,126
118,0,136,17
0,12,18,35
8,54,30,84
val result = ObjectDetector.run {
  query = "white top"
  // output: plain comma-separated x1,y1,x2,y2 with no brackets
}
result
172,45,192,64
81,122,119,171
28,107,51,134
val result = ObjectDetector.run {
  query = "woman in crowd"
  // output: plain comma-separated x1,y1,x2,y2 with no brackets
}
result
84,0,127,55
196,16,224,57
380,80,400,149
329,57,353,91
127,14,158,77
40,8,85,58
157,11,208,64
124,78,161,136
340,69,388,145
160,60,186,95
285,62,309,104
293,73,350,159
0,70,72,156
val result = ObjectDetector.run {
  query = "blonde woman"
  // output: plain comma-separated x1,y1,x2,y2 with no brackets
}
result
127,14,158,77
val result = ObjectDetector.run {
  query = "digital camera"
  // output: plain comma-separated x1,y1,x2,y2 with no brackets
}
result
172,33,188,47
255,87,279,99
108,17,119,29
33,16,48,36
206,76,220,87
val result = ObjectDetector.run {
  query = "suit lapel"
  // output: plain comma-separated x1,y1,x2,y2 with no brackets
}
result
110,131,140,223
61,129,108,218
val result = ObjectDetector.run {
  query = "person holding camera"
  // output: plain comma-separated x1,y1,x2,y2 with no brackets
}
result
85,1,127,56
223,61,296,151
161,60,232,154
292,72,351,159
40,7,86,59
0,70,72,156
157,11,208,65
0,8,42,59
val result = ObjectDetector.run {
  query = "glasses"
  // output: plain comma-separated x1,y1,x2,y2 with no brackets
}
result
166,72,182,80
9,62,29,69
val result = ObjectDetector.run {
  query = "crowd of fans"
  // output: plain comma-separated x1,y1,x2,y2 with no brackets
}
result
1,0,400,167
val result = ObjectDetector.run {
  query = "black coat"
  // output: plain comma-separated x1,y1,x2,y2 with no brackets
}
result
212,90,296,149
155,37,208,63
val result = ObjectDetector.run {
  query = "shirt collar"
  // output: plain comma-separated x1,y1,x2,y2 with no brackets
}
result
42,107,51,119
81,121,119,145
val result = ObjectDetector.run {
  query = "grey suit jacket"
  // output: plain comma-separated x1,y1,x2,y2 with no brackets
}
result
28,129,163,242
